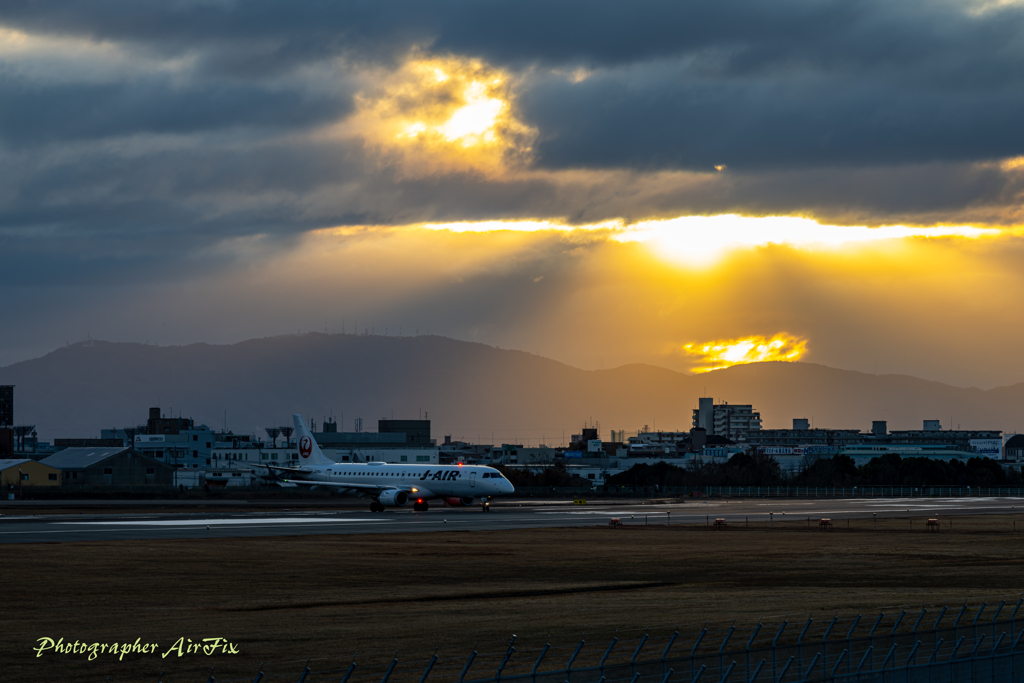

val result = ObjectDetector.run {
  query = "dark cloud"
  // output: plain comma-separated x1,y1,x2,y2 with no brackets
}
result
3,0,1023,170
0,74,352,148
5,0,1023,74
1,0,1023,289
520,67,1024,171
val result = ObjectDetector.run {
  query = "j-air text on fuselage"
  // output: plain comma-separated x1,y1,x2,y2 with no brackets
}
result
256,414,515,512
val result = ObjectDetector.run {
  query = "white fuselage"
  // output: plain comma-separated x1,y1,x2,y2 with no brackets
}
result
300,462,514,499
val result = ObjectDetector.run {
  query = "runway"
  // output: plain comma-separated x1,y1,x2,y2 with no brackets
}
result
1,496,1022,543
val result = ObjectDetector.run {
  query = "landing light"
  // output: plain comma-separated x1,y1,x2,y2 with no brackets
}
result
411,487,418,492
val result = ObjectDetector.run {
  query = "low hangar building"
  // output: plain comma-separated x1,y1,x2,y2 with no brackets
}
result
40,447,174,487
0,458,63,488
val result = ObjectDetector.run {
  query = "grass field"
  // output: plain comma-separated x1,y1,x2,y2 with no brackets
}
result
3,513,1023,683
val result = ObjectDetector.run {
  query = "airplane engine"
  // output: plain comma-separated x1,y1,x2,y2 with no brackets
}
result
445,497,475,507
378,490,409,507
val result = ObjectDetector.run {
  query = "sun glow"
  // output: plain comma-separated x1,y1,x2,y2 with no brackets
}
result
393,214,1001,265
681,334,809,373
341,55,535,175
613,215,994,267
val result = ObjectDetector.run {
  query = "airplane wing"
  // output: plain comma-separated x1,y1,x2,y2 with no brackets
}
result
246,463,317,476
280,478,422,494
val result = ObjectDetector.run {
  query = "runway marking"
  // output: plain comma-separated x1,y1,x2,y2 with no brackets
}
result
58,517,383,526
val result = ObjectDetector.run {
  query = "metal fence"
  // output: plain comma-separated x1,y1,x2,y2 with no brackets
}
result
512,486,1024,499
189,601,1024,683
687,486,1024,499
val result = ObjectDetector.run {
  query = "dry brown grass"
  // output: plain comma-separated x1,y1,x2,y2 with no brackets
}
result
2,514,1023,683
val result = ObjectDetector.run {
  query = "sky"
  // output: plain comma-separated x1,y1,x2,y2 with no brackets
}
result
3,0,1024,388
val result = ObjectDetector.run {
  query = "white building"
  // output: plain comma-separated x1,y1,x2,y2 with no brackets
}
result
692,398,762,443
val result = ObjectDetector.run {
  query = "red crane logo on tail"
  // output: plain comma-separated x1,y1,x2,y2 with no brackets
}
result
299,436,312,459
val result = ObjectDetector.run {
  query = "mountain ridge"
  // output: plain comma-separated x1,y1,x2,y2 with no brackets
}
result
1,334,1021,441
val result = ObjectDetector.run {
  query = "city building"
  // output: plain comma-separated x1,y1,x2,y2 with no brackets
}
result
692,398,762,443
312,418,439,464
127,407,215,468
1004,434,1024,467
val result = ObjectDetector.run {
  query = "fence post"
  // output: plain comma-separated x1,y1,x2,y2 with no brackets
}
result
932,606,948,647
771,621,787,683
419,655,438,683
890,610,906,651
801,653,820,682
691,664,706,683
855,646,873,676
974,603,988,643
953,605,967,645
969,633,987,682
340,661,356,683
254,661,266,683
822,616,837,674
1010,631,1024,683
991,632,1005,659
380,658,398,683
297,658,310,683
691,628,707,682
845,615,861,675
497,644,515,681
991,601,1006,636
948,636,965,662
719,626,736,679
927,639,944,666
904,641,920,667
912,609,927,638
599,638,617,680
869,613,885,670
719,662,735,683
566,638,585,682
797,617,813,676
459,645,478,683
662,667,675,683
879,644,896,674
829,650,847,681
776,657,794,683
663,629,680,675
631,633,649,680
745,622,762,682
1010,598,1023,642
748,660,764,683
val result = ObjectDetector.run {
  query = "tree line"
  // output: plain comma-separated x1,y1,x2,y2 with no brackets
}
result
603,453,1023,489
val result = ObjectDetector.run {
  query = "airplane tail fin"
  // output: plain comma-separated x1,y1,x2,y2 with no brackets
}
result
293,414,335,466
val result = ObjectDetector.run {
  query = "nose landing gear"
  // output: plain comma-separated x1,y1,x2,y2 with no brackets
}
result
413,501,429,512
481,498,491,513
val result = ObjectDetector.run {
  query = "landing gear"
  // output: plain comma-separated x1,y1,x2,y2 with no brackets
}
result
413,501,429,512
481,498,491,513
370,500,385,513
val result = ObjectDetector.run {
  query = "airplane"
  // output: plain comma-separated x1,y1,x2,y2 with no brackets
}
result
252,414,515,512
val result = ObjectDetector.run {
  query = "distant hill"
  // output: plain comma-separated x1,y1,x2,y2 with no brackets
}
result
1,334,1022,442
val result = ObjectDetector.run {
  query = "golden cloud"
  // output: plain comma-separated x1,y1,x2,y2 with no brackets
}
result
678,333,809,373
337,53,536,177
